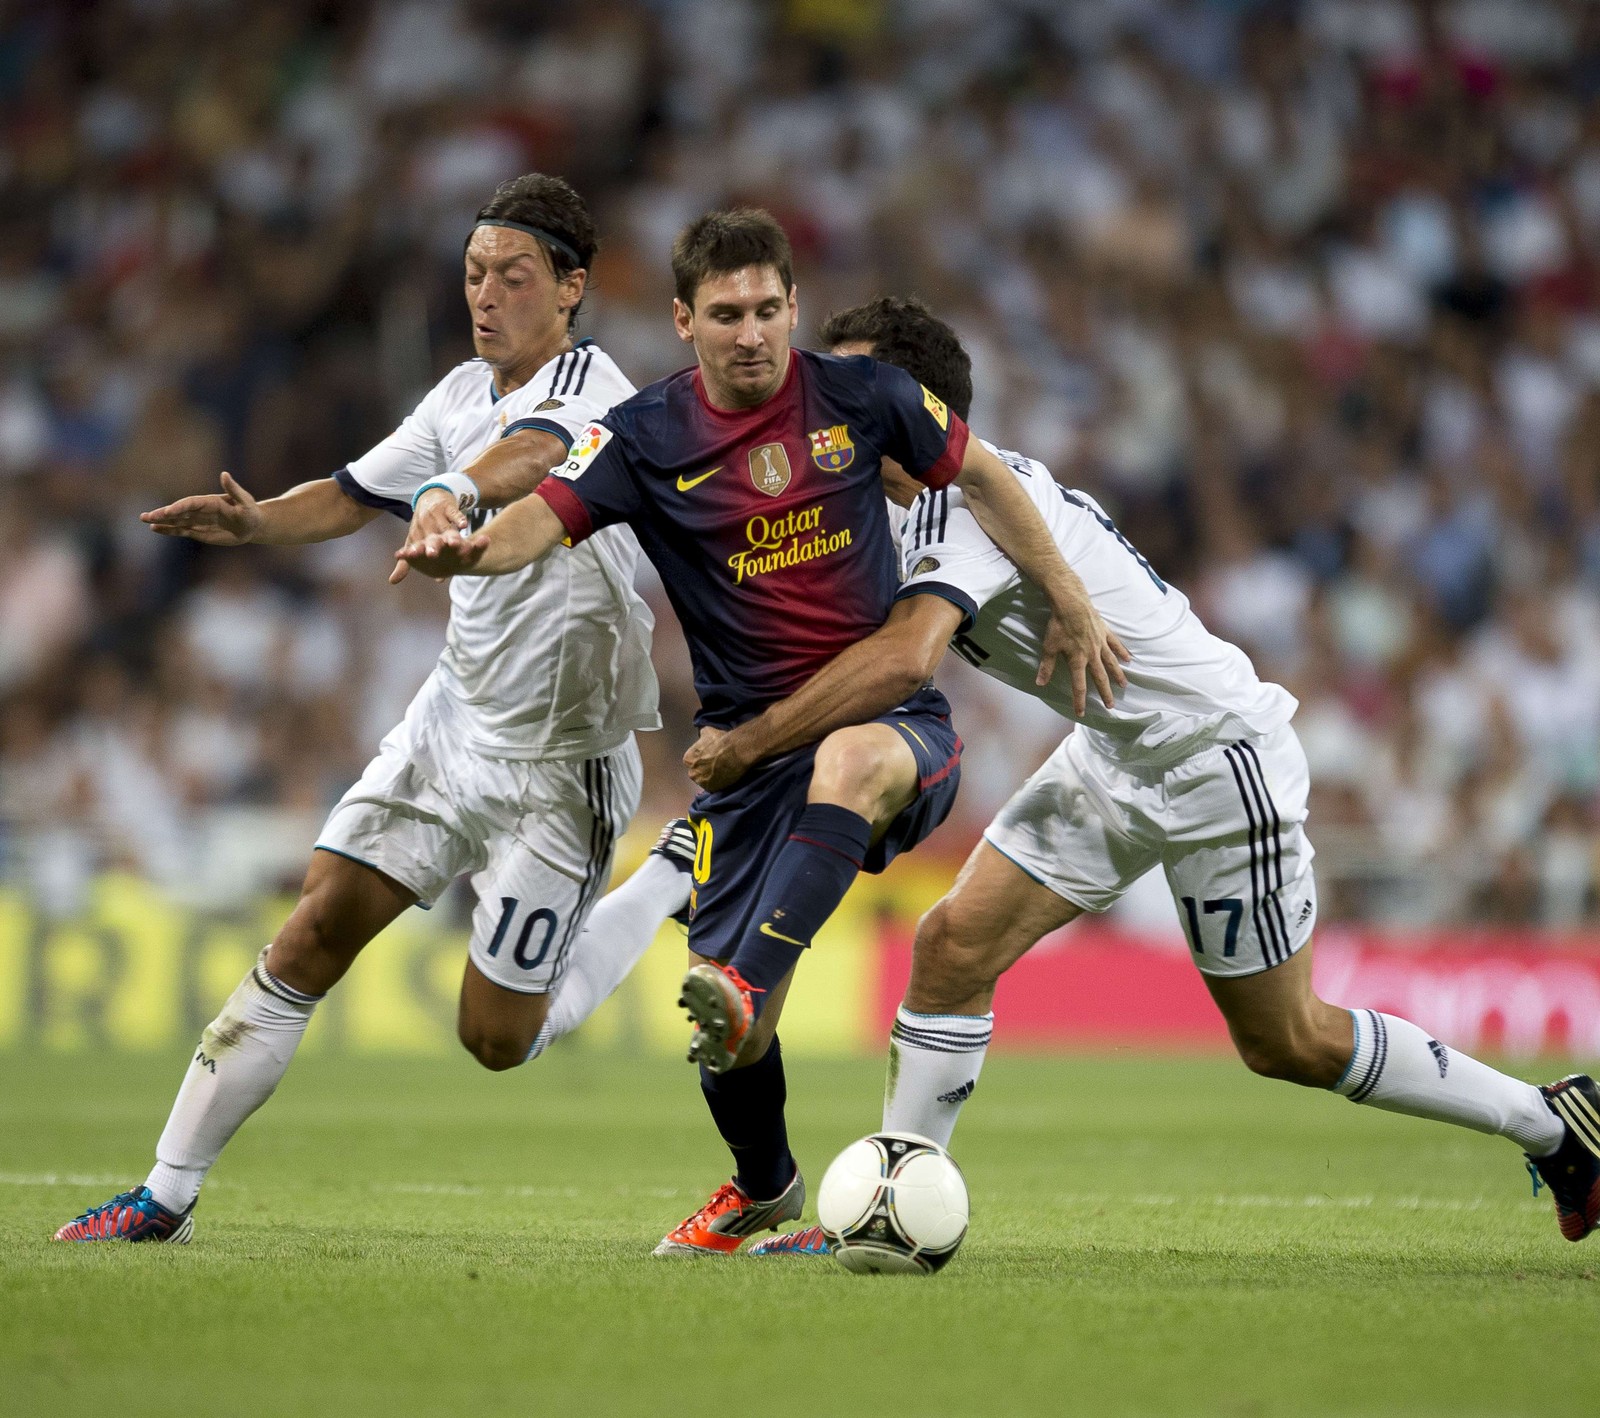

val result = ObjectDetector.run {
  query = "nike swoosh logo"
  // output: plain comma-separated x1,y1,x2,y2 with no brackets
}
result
897,721,929,752
676,466,722,492
758,922,806,947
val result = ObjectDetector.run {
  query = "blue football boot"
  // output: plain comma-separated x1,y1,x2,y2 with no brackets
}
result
747,1224,834,1259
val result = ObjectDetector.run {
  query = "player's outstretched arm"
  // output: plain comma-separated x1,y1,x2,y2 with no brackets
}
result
684,596,964,792
952,441,1130,714
390,493,568,582
400,428,570,561
141,473,379,546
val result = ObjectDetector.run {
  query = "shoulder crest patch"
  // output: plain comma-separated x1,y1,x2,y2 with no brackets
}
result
559,423,612,480
807,424,855,472
911,556,940,577
534,398,564,412
749,442,793,496
921,385,949,430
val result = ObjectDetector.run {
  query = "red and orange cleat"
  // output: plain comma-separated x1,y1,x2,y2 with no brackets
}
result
652,1169,805,1257
678,961,761,1074
53,1186,194,1244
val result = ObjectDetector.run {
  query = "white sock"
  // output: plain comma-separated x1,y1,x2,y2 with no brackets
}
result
881,1006,994,1150
1335,1009,1563,1155
525,853,691,1061
145,950,321,1211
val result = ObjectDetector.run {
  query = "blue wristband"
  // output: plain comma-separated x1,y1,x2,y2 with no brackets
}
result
413,472,479,513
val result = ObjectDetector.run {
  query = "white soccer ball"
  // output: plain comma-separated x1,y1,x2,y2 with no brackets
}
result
816,1132,969,1274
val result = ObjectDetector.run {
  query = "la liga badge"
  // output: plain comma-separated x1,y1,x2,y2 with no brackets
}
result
560,423,613,479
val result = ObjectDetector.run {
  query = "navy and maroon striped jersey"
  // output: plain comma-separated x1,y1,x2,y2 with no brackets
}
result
536,349,969,726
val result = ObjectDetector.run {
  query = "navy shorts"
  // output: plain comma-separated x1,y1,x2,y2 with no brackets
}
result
686,688,962,963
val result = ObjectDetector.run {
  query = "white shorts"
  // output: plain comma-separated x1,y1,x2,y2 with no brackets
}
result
316,678,642,995
984,723,1317,978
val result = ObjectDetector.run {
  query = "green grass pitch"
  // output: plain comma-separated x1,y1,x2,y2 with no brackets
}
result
2,1047,1596,1417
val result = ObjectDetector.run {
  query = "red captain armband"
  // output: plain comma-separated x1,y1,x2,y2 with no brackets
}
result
534,478,593,545
919,414,969,491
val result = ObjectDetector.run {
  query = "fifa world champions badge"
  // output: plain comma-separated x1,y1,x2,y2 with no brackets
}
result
807,424,855,472
748,441,793,496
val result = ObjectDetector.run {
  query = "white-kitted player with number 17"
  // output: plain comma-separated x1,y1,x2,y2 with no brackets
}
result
701,297,1600,1259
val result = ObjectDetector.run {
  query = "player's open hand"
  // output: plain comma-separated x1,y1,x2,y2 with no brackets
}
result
391,529,491,582
683,725,749,792
1038,585,1131,716
391,489,470,584
140,472,262,545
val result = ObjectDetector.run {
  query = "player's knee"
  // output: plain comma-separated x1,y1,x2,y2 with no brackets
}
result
457,1020,531,1072
1231,1021,1334,1086
912,901,998,1005
270,896,350,985
811,731,902,817
277,905,333,958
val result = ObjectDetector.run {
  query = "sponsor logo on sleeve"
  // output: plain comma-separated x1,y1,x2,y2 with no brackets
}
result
749,441,793,496
921,385,949,430
806,424,855,471
559,423,612,479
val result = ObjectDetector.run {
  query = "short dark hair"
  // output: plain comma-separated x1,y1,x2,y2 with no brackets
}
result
819,296,973,421
671,208,794,308
471,173,598,329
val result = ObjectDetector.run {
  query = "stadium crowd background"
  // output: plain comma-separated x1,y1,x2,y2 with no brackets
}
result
2,0,1599,932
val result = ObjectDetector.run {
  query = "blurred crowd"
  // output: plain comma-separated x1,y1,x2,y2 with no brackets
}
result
2,0,1599,927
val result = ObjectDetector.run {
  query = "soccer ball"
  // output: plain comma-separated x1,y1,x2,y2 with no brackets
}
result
816,1132,969,1274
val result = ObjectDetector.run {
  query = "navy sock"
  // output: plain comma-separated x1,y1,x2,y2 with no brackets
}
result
729,803,872,1010
698,1036,794,1200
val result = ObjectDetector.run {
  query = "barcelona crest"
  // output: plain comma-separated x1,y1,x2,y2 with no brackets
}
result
807,424,855,472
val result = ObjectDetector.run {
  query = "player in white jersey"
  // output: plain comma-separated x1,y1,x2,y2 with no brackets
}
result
54,175,695,1246
701,298,1600,1257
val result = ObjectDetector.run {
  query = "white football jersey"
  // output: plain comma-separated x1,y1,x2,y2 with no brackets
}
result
898,442,1295,769
339,342,660,760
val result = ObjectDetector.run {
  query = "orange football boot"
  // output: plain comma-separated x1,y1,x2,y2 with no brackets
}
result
678,961,761,1073
652,1169,805,1257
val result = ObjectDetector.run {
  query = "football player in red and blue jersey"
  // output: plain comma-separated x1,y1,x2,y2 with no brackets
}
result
397,209,1125,1255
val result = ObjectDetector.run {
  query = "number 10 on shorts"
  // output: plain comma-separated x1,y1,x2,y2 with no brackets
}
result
1180,896,1243,956
691,819,713,884
485,898,560,971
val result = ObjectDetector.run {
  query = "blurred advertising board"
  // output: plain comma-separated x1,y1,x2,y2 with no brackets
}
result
1,869,1597,1059
874,924,1600,1059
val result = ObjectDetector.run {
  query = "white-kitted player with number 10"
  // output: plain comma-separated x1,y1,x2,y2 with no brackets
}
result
55,174,696,1246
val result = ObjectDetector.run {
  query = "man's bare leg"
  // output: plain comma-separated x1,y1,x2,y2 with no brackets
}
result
885,851,1572,1195
684,722,919,1073
1206,943,1564,1150
147,851,416,1215
656,727,917,1257
883,842,1081,1147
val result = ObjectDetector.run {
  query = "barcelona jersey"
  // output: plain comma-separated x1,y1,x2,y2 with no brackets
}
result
535,350,970,727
